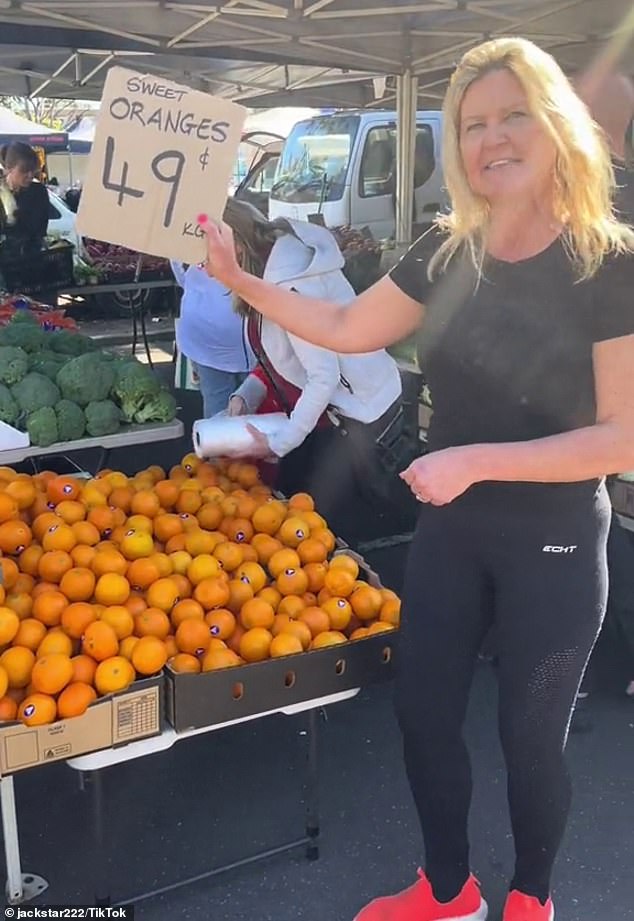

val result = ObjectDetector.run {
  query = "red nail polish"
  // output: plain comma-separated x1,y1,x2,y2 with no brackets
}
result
197,213,208,225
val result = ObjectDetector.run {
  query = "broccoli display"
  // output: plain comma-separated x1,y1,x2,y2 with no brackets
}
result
85,400,121,437
28,350,67,382
11,372,60,414
26,407,59,447
0,321,46,353
0,346,29,386
48,330,97,356
56,354,115,406
111,361,161,422
0,383,19,427
134,390,178,424
55,400,86,442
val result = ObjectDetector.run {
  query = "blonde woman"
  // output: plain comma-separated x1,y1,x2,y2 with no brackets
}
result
202,37,634,921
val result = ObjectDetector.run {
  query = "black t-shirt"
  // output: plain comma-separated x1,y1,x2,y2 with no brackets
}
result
390,230,634,453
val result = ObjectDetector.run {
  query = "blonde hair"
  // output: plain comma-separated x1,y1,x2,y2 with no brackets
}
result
431,36,634,280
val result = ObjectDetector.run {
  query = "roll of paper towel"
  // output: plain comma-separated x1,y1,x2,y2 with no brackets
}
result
193,413,287,459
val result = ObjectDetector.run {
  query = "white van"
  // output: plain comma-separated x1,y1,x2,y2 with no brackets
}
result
47,189,83,251
268,110,446,239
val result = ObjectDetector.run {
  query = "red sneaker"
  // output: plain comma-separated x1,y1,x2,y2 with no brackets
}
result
354,870,488,921
502,891,555,921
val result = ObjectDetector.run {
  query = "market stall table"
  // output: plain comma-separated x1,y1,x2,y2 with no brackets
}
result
58,279,177,368
0,419,184,474
1,688,358,906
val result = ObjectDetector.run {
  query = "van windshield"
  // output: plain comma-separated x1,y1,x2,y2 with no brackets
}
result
271,115,360,204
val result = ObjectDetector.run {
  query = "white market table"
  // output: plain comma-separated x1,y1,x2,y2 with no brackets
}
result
0,419,185,475
1,688,359,906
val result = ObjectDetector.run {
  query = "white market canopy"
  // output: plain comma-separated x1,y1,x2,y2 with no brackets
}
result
0,103,69,149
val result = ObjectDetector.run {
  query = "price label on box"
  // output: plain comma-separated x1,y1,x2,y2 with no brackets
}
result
77,67,246,264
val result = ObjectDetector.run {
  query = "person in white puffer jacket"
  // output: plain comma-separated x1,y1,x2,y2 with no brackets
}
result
221,199,404,512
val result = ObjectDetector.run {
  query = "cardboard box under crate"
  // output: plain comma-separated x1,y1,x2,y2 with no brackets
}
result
609,477,634,518
165,630,396,733
0,675,162,776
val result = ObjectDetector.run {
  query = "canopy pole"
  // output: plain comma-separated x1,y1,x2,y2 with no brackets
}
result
395,69,418,247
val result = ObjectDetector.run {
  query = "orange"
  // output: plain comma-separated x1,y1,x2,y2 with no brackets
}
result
145,465,166,483
47,475,80,505
330,553,359,579
72,520,101,546
32,512,61,542
240,598,275,631
94,656,135,695
366,621,395,636
234,463,260,489
31,653,73,694
0,696,18,721
175,618,211,656
297,538,327,565
108,486,134,514
169,550,192,576
171,598,205,628
42,522,77,553
59,567,96,602
193,577,231,611
0,646,34,687
187,554,222,586
380,597,401,627
3,590,30,620
12,572,35,594
176,489,203,516
61,602,97,639
71,545,97,569
0,664,7,699
268,548,301,579
131,636,168,675
221,517,254,545
146,577,180,613
123,593,146,617
5,477,36,511
250,534,283,566
70,654,97,685
37,550,73,584
270,633,303,658
36,630,73,658
55,500,86,525
0,467,17,483
225,622,245,655
350,627,370,641
321,597,353,631
5,686,26,705
32,590,68,628
176,512,199,533
350,585,384,622
256,586,282,610
201,648,242,671
18,544,44,577
277,516,311,548
118,636,139,662
120,528,154,561
226,578,254,614
82,621,119,662
277,595,306,619
134,608,171,640
87,506,116,536
204,608,236,640
298,607,330,639
148,552,173,578
324,568,356,598
91,548,128,578
161,635,177,658
13,619,47,652
0,557,19,590
19,693,57,726
169,465,188,483
196,503,223,531
312,528,336,553
130,489,160,519
252,500,286,536
239,627,272,663
100,606,134,640
168,652,201,674
234,561,267,594
0,492,18,523
126,558,160,592
311,630,348,649
271,613,293,637
0,520,32,554
288,492,315,512
94,573,130,606
154,479,180,509
0,606,19,644
213,541,244,573
153,513,183,543
276,567,309,597
303,562,328,593
301,510,327,531
57,682,97,718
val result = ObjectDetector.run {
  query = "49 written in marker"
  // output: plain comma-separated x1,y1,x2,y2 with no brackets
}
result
77,66,247,265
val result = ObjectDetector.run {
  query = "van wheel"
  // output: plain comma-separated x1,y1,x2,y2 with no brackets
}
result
95,287,161,318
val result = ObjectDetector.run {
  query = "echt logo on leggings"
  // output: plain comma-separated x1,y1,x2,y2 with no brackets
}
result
542,545,577,553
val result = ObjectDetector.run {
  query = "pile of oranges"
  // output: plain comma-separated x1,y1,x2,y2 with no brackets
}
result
0,453,400,728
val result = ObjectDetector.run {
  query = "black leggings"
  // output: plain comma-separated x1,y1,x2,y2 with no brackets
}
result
395,482,611,903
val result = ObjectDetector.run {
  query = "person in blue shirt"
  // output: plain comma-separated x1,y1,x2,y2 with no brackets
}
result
170,260,253,417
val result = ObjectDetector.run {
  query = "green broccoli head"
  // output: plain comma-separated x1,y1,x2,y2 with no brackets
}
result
111,363,161,422
56,354,116,406
26,407,59,447
0,346,29,386
10,310,38,325
11,372,61,414
134,390,178,424
85,400,121,437
0,383,19,427
0,322,46,353
55,400,86,442
48,330,97,356
28,350,67,382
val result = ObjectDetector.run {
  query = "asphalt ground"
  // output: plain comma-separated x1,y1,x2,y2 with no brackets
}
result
2,330,633,921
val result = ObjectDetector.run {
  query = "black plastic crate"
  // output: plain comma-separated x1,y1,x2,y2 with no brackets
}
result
0,243,75,295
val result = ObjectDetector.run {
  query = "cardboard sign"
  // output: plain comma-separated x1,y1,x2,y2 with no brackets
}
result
77,67,246,264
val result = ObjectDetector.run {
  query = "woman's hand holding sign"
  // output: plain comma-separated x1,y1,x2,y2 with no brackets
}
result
198,214,242,288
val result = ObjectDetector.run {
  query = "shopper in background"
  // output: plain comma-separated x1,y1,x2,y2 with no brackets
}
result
202,38,634,921
0,142,49,256
170,259,253,418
